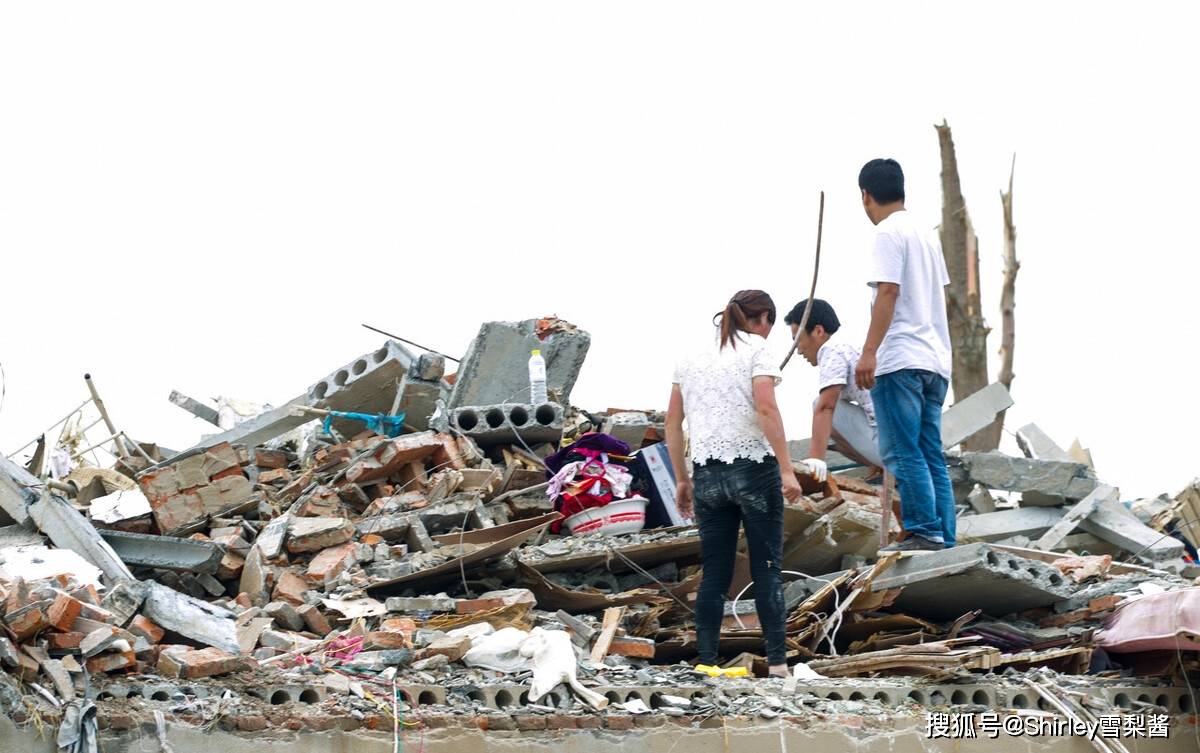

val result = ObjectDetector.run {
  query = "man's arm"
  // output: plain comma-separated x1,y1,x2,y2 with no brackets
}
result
751,376,803,502
810,385,842,461
855,282,899,390
664,384,693,519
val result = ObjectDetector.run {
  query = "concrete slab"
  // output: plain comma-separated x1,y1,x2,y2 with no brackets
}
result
307,340,418,435
181,395,311,453
0,453,38,526
782,503,880,575
957,507,1064,543
26,489,135,584
1030,484,1117,551
949,452,1098,504
168,390,221,426
1079,498,1185,561
448,319,590,409
870,543,1073,620
141,580,240,654
98,529,224,573
395,354,450,432
941,383,1014,448
1015,423,1073,462
449,402,564,446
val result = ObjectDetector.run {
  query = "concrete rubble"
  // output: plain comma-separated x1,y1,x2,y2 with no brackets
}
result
0,316,1197,749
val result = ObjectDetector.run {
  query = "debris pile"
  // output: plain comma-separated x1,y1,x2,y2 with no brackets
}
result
0,317,1197,743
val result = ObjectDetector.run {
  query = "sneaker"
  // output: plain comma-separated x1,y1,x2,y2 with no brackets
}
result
879,535,945,552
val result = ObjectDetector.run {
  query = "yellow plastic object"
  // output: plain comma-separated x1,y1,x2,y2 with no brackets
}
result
694,664,749,678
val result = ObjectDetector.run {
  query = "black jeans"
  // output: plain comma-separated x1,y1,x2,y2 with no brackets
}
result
692,456,787,666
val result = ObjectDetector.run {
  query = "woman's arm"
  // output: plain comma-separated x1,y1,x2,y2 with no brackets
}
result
752,376,802,502
664,384,693,519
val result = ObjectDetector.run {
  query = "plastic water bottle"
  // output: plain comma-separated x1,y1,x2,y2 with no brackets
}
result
528,349,547,404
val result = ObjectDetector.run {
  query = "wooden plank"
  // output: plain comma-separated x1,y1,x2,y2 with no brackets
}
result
1031,484,1116,551
589,606,625,663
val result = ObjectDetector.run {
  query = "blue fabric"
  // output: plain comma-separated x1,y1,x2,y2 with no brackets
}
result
871,369,956,546
322,411,407,438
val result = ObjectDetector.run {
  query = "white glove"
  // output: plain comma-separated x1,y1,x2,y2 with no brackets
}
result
799,457,828,482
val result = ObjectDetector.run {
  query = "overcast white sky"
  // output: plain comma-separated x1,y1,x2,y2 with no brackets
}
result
1,3,1196,500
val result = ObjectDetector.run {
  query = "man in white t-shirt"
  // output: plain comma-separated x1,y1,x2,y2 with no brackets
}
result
852,158,956,552
783,298,883,480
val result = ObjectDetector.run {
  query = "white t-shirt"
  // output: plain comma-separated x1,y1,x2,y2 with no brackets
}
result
816,341,876,426
868,210,953,380
672,333,782,464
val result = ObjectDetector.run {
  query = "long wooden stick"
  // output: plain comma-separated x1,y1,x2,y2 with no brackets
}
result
780,191,825,370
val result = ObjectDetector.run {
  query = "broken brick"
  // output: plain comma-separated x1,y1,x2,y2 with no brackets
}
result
179,647,242,678
305,542,357,584
5,601,51,642
254,448,290,470
47,632,85,651
86,650,136,674
129,615,165,644
412,634,471,663
47,593,85,632
272,571,309,606
607,636,656,659
297,604,333,637
257,468,292,486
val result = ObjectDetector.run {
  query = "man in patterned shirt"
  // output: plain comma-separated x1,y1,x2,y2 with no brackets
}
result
785,298,883,482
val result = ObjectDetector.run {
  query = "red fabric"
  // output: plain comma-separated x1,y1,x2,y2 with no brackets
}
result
1096,587,1200,653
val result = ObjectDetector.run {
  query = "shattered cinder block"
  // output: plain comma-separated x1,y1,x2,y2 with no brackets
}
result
412,634,471,663
870,543,1074,621
448,402,564,446
286,517,355,553
394,353,449,432
601,412,652,450
264,601,306,632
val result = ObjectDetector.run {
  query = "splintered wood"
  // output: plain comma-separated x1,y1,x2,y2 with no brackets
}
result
590,606,625,663
806,639,1001,678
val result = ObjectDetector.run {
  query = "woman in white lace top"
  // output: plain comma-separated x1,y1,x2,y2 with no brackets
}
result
665,289,802,679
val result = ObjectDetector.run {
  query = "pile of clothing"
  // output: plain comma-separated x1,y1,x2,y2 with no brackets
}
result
543,433,634,533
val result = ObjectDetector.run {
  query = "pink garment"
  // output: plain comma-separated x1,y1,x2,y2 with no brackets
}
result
1096,587,1200,653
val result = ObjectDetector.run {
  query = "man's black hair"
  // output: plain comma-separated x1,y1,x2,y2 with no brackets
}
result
784,298,840,334
858,158,905,204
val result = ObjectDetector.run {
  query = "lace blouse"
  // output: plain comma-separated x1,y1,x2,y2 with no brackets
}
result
672,333,782,464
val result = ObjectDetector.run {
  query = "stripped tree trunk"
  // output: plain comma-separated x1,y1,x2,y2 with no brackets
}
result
990,156,1019,435
935,121,995,450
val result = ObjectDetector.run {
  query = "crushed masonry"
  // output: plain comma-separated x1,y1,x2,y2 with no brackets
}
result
0,317,1196,746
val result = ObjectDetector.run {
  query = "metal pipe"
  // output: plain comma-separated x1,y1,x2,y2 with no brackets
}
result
69,431,123,461
84,373,130,459
8,398,90,456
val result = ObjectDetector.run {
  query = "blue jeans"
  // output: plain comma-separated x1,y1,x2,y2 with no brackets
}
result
871,369,956,546
691,457,787,665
